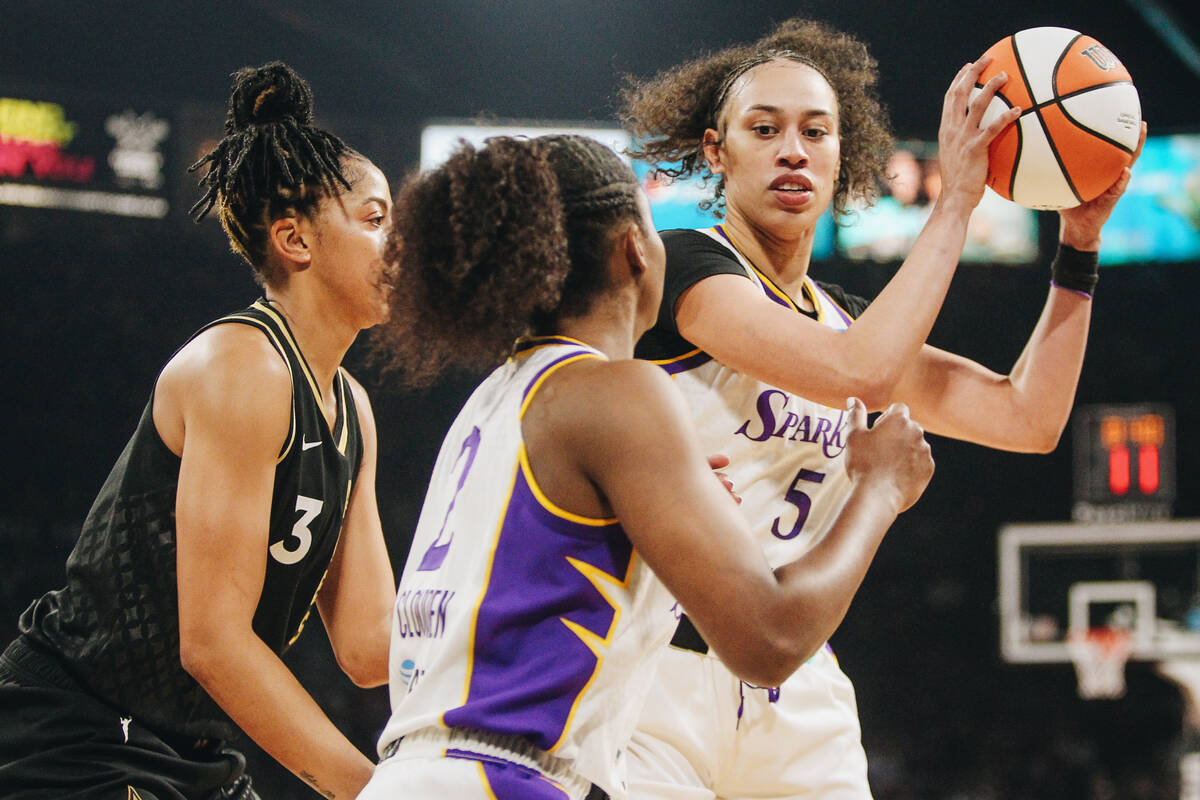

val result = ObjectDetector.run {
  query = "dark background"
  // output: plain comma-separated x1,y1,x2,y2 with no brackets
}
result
2,1,1199,797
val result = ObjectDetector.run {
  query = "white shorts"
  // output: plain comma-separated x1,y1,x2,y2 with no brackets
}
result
359,727,597,800
626,643,871,799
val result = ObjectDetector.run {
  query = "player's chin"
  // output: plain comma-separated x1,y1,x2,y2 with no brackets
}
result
362,300,390,330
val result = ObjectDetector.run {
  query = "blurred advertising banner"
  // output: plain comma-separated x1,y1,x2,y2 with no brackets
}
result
0,93,172,219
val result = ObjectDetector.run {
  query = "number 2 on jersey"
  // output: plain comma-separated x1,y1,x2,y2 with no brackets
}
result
417,426,482,571
771,468,825,540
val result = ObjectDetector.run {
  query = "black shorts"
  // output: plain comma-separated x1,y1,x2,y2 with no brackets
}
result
0,637,257,800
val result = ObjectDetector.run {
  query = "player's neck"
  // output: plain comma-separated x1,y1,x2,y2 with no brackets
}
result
720,211,816,311
555,295,639,362
261,290,355,401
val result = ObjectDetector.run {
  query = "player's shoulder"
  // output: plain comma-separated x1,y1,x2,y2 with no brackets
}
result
159,321,291,407
543,356,685,433
662,227,733,259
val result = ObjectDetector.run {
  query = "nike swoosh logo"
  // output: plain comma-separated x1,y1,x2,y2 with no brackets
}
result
302,439,322,450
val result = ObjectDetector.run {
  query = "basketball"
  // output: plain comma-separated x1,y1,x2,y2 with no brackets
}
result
971,27,1141,210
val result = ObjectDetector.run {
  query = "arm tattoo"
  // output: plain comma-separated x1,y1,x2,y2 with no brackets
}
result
298,771,336,799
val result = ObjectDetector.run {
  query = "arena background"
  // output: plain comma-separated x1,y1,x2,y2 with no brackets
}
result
2,1,1198,797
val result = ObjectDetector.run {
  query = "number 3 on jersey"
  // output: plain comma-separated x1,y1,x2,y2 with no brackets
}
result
771,468,825,540
417,426,482,572
270,495,324,565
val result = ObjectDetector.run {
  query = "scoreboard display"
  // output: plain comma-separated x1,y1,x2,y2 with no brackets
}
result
0,92,172,219
1072,403,1175,521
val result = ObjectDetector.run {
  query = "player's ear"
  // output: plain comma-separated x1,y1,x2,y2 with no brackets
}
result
702,127,726,176
268,215,312,270
622,221,649,280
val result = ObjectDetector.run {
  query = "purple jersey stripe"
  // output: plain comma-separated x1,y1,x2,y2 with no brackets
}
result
712,226,797,311
443,465,632,751
654,349,714,375
813,283,855,325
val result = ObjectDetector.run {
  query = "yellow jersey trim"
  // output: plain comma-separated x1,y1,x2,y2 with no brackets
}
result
252,300,328,409
518,445,619,526
335,370,350,456
476,760,501,800
712,225,826,323
517,352,601,419
650,346,705,367
548,552,637,753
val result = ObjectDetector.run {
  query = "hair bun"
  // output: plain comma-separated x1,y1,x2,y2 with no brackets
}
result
225,61,315,132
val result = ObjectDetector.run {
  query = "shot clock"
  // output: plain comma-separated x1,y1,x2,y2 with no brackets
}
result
1073,403,1175,522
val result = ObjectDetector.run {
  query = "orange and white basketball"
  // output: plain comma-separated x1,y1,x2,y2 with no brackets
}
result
971,27,1141,210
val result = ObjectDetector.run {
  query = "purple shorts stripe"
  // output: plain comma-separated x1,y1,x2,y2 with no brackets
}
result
446,749,572,799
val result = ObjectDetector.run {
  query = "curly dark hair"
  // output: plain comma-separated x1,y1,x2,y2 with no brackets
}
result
619,17,894,219
372,134,643,388
189,61,359,285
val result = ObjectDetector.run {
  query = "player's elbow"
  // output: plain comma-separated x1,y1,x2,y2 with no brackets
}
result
1029,430,1062,454
178,621,233,686
329,618,392,688
716,626,823,688
335,646,390,688
1009,416,1066,454
842,366,899,412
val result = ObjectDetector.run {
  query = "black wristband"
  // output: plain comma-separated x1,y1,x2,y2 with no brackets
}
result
1050,243,1099,297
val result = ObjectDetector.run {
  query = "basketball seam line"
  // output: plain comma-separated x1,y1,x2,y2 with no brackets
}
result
1032,106,1084,205
1055,100,1138,156
1011,33,1036,200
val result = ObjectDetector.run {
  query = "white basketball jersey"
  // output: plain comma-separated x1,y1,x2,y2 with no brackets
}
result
377,337,675,799
653,226,857,569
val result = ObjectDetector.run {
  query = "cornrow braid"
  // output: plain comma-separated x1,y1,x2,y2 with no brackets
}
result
188,61,354,284
620,17,893,219
371,134,642,388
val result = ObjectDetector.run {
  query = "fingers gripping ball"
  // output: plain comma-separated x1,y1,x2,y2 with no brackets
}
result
970,27,1141,210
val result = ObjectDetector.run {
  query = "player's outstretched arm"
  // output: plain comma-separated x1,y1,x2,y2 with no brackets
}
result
156,326,374,799
677,59,1021,411
316,372,394,688
539,360,932,687
891,123,1147,452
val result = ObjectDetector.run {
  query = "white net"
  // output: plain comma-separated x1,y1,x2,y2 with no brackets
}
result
1067,628,1132,700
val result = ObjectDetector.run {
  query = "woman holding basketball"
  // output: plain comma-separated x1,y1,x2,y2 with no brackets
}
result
0,62,395,799
620,16,1143,799
359,133,935,800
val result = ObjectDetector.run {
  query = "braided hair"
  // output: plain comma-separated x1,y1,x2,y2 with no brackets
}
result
619,17,894,219
189,61,355,284
372,134,642,387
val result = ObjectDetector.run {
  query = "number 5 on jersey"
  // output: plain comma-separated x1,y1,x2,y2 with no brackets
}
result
771,468,825,540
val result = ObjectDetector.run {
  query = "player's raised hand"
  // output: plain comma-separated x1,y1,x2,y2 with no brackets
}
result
843,397,934,513
937,57,1022,209
1059,121,1148,251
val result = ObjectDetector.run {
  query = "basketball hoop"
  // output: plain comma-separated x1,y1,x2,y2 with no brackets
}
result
1067,627,1133,699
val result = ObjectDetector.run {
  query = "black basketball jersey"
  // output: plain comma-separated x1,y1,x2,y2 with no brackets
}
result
19,299,363,740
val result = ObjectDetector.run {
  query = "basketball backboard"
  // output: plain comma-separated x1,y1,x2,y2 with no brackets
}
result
999,520,1200,664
